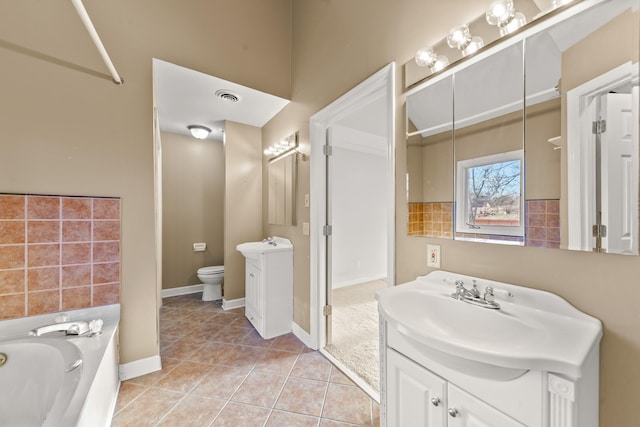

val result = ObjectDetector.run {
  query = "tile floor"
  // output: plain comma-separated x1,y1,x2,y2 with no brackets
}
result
112,293,380,426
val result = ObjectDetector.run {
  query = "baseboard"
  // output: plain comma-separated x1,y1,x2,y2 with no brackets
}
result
333,275,386,289
118,355,162,381
222,297,245,311
161,284,204,298
292,322,317,350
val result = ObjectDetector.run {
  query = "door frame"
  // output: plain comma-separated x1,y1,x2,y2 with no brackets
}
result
309,63,396,351
566,61,637,251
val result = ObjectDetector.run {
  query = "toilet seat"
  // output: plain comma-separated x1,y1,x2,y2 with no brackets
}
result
197,265,224,276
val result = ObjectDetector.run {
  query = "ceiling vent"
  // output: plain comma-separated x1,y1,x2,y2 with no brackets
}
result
215,89,241,103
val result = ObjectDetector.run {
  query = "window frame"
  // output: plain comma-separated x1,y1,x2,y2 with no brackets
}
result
455,149,525,238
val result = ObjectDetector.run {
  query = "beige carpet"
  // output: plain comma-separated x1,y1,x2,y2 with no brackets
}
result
325,279,386,393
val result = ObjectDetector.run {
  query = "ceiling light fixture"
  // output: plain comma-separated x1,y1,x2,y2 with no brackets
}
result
415,48,450,72
447,25,484,57
486,0,527,36
187,125,211,139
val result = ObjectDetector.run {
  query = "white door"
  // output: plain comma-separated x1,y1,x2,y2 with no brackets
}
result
601,89,639,254
386,350,446,426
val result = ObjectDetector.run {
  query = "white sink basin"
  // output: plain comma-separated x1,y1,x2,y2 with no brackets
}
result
236,237,293,260
378,271,602,380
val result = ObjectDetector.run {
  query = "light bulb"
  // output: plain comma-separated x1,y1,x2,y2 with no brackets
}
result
447,25,471,50
415,48,438,67
187,125,211,140
461,36,484,57
431,55,450,72
486,0,515,26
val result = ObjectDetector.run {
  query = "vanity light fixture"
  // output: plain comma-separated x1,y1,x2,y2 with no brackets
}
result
265,132,305,163
187,125,211,139
486,0,527,36
415,48,450,72
447,25,484,57
552,0,575,8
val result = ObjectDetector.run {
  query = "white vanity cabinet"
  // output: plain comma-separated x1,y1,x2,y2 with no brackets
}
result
386,349,525,427
237,237,293,340
378,271,602,427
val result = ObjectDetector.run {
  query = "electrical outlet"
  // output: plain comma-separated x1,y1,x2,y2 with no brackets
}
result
427,244,441,268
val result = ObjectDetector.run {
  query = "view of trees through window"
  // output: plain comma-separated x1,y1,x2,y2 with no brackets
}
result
466,160,521,227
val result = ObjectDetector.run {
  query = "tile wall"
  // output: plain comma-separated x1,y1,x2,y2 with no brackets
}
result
525,199,560,249
408,202,453,238
0,194,120,320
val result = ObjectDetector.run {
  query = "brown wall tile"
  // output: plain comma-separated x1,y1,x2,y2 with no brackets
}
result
94,262,120,284
62,198,91,219
93,283,120,305
27,244,60,267
93,198,120,220
0,269,25,294
0,195,25,219
27,196,60,219
62,221,91,242
27,267,59,291
27,221,60,243
94,220,120,241
0,294,25,319
61,243,91,265
62,286,91,310
28,290,60,315
62,264,91,288
0,221,25,244
0,245,25,269
93,241,120,263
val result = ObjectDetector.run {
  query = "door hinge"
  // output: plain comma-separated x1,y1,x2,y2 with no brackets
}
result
323,305,332,316
592,224,607,238
323,145,333,156
323,224,332,236
592,119,607,135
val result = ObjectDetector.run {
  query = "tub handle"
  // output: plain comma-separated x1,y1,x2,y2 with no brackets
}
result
0,353,6,367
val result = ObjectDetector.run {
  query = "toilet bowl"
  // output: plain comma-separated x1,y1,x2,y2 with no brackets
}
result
197,265,224,301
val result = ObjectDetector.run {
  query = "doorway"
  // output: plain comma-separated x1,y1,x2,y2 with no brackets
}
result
310,63,395,399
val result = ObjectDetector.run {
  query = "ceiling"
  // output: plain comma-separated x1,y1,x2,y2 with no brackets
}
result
153,59,290,142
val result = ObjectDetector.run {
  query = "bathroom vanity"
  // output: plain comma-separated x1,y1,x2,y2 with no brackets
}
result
377,271,602,427
237,237,293,339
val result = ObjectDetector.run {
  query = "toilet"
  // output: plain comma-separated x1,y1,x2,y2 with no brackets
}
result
197,265,224,301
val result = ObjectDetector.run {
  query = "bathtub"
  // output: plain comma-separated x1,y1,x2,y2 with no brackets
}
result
0,304,120,427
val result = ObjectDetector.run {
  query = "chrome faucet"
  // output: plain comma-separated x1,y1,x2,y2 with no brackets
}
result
262,236,277,246
30,321,90,336
450,280,500,309
29,319,103,337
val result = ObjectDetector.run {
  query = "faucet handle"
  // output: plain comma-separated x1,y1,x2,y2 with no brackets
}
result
483,286,495,303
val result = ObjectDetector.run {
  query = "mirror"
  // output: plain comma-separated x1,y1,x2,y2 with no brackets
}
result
406,0,639,255
267,132,299,226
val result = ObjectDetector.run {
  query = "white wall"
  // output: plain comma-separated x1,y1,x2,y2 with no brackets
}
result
330,127,387,288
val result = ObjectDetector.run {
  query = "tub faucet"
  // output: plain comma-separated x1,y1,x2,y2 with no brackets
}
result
29,321,90,337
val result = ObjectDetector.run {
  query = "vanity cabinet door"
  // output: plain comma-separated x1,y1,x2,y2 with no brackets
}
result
244,260,263,330
447,384,525,427
387,349,446,426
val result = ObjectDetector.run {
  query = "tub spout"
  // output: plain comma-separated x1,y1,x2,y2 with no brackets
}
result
29,321,90,337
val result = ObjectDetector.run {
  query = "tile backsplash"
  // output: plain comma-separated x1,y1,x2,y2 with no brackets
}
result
0,194,120,320
408,202,453,238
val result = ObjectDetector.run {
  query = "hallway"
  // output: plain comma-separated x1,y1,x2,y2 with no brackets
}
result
112,293,380,426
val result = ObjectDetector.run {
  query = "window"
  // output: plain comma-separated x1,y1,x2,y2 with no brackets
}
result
456,150,524,238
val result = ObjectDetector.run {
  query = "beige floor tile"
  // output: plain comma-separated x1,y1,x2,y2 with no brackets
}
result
161,338,206,360
126,358,182,387
319,420,361,426
275,377,328,417
211,402,271,427
191,365,249,400
226,344,266,370
266,410,320,426
239,328,275,347
322,383,373,426
230,371,287,407
270,333,306,353
291,352,332,381
157,395,226,427
113,382,147,413
111,387,184,427
187,341,239,365
154,361,212,393
254,348,300,375
329,367,356,386
215,325,253,343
